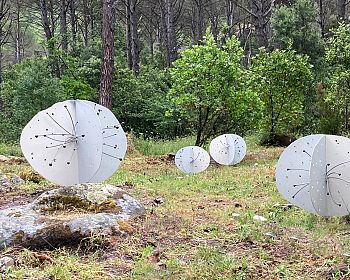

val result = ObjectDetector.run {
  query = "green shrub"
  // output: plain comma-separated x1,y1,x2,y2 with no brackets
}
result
0,58,64,142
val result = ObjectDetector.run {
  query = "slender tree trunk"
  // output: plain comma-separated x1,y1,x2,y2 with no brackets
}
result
99,0,116,109
82,0,89,46
161,0,177,67
125,0,133,70
337,0,346,21
40,0,53,43
251,0,269,48
318,0,326,37
191,0,205,43
125,0,140,73
226,0,235,36
70,0,77,43
0,0,10,83
130,0,139,74
0,45,2,84
40,0,60,76
15,1,21,63
49,0,55,35
60,0,68,51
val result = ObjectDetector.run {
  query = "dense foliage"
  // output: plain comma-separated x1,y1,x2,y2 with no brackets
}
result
1,0,350,145
249,48,313,137
169,31,262,146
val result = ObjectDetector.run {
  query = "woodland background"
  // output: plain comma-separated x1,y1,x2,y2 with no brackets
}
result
1,0,350,145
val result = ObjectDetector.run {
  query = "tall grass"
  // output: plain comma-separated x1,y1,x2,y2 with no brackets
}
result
0,143,22,156
134,136,196,156
133,134,261,156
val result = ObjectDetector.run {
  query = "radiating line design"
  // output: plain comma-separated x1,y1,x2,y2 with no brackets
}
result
276,134,350,217
20,100,127,186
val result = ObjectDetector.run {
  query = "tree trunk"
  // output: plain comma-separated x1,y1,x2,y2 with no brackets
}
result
226,0,235,36
125,0,133,70
99,0,116,109
0,0,10,83
82,0,89,46
70,0,77,43
251,0,270,48
125,0,141,73
337,0,346,21
191,0,205,43
318,0,326,37
0,45,2,84
14,0,21,63
161,0,178,67
60,0,68,51
40,0,53,43
49,0,55,36
40,0,60,76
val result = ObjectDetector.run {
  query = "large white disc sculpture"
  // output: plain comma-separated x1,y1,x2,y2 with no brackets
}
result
175,146,210,174
20,100,127,186
276,134,350,217
209,134,247,165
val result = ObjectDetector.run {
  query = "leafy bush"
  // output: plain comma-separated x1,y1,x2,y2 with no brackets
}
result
169,30,262,146
249,48,313,141
271,0,324,63
112,66,182,139
0,58,64,142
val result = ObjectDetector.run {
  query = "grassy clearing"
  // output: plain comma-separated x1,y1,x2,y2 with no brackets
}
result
0,143,22,157
133,136,196,156
1,138,350,279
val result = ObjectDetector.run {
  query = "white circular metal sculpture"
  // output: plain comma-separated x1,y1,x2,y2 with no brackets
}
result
175,146,210,174
20,100,127,186
84,101,127,183
276,134,350,217
209,134,246,165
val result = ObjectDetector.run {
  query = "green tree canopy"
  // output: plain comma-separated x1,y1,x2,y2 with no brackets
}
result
271,0,324,63
250,48,313,138
169,30,262,146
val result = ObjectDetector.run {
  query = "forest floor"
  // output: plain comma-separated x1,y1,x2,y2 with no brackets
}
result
1,139,350,279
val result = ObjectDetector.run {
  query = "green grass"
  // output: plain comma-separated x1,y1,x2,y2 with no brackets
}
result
133,134,260,156
0,142,22,156
1,137,350,279
133,136,196,155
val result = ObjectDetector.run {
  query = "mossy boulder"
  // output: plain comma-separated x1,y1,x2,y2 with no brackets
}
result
0,184,145,248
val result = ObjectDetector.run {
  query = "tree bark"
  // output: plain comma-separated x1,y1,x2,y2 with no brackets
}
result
70,0,77,43
82,0,90,46
226,0,236,37
14,0,21,63
161,0,178,67
99,0,116,109
40,0,53,43
39,0,60,76
191,0,205,43
251,0,271,48
60,0,68,51
337,0,347,22
234,0,274,48
125,0,140,74
318,0,326,37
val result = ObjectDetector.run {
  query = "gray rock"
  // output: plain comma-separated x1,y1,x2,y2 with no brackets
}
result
0,184,145,248
0,256,15,270
0,174,25,192
11,175,25,186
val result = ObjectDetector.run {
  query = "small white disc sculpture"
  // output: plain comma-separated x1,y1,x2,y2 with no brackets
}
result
276,134,350,217
175,146,210,174
20,100,127,186
209,134,246,165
